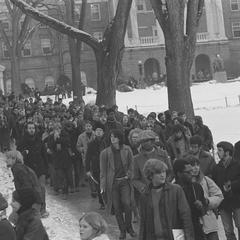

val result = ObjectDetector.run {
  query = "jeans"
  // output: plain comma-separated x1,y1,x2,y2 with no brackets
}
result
112,179,132,233
61,167,74,194
220,208,240,240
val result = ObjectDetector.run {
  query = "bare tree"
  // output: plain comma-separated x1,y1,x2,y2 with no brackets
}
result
10,0,132,106
0,0,43,94
150,0,204,117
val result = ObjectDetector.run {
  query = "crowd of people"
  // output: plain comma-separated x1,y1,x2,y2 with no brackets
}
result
0,91,240,240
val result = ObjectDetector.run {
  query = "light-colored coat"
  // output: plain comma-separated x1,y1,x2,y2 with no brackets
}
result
92,234,110,240
76,131,95,163
100,145,133,214
200,176,224,234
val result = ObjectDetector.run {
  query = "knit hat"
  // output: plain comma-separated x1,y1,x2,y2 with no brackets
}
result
0,193,8,211
138,130,156,143
12,189,37,209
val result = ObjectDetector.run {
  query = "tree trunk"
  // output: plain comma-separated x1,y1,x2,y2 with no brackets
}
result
95,0,132,107
10,53,21,94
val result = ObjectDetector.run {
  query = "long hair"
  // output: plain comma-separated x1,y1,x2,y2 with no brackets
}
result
79,212,108,237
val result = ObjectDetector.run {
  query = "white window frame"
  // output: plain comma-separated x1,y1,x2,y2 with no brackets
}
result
41,38,52,55
90,4,101,21
93,31,103,41
231,0,240,11
2,43,10,58
232,22,240,38
22,40,32,57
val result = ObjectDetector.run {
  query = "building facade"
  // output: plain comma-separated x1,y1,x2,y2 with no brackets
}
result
0,0,239,93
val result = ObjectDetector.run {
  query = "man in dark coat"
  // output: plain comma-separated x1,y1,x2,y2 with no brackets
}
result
139,159,194,240
12,189,49,240
17,122,48,217
86,122,107,209
212,141,240,240
0,193,16,240
174,159,207,240
193,116,213,152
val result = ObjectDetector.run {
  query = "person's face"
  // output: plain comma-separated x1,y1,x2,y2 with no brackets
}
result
152,171,166,186
95,128,104,138
191,162,200,176
141,139,154,150
99,115,107,124
131,133,139,145
171,112,178,120
179,164,193,183
6,157,14,168
190,144,200,154
173,119,180,125
27,124,35,135
123,115,129,124
85,123,92,132
108,112,115,121
110,134,119,145
92,112,100,121
158,114,165,122
175,131,183,139
140,118,147,126
148,117,155,125
48,122,54,131
180,114,186,122
217,147,225,160
11,198,21,212
79,219,95,240
128,112,135,119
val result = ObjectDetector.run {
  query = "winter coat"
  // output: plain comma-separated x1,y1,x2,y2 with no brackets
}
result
139,182,194,240
100,144,133,214
11,163,42,204
196,174,224,234
212,159,240,210
194,124,213,151
76,131,95,163
17,134,47,177
167,135,190,163
15,208,49,240
132,147,173,193
86,137,107,179
92,234,110,240
0,218,16,240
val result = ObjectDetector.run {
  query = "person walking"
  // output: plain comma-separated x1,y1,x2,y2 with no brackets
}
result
100,129,136,240
139,158,194,240
212,141,240,240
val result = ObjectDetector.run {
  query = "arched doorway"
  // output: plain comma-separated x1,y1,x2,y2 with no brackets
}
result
45,76,55,87
195,54,212,82
144,58,160,84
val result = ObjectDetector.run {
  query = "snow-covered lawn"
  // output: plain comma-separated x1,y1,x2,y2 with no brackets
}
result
1,80,240,240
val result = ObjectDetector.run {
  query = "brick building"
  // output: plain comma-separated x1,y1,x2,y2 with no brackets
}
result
0,0,240,93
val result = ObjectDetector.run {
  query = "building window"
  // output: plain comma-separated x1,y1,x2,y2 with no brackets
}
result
6,79,11,93
93,32,103,41
25,78,35,89
2,43,9,58
41,38,52,55
136,0,146,11
22,40,32,57
231,0,240,11
232,22,240,38
90,4,101,21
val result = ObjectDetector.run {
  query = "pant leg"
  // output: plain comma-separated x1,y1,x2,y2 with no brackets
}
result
39,175,46,212
220,209,237,240
66,166,74,190
206,232,219,240
233,208,240,240
112,181,126,233
72,158,80,188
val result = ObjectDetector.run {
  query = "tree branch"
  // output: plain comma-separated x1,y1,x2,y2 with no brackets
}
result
9,0,102,51
0,20,12,50
5,0,13,16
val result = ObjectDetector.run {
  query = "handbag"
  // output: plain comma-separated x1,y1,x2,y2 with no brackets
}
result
172,229,185,240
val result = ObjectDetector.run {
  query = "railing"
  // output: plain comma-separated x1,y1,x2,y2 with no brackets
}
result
196,32,210,42
127,36,161,47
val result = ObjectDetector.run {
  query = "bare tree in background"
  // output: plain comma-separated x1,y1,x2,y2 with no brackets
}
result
10,0,132,106
150,0,204,117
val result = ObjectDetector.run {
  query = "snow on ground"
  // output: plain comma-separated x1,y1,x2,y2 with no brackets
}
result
1,80,240,239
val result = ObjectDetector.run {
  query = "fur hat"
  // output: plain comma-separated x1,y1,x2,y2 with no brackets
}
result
0,193,8,211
